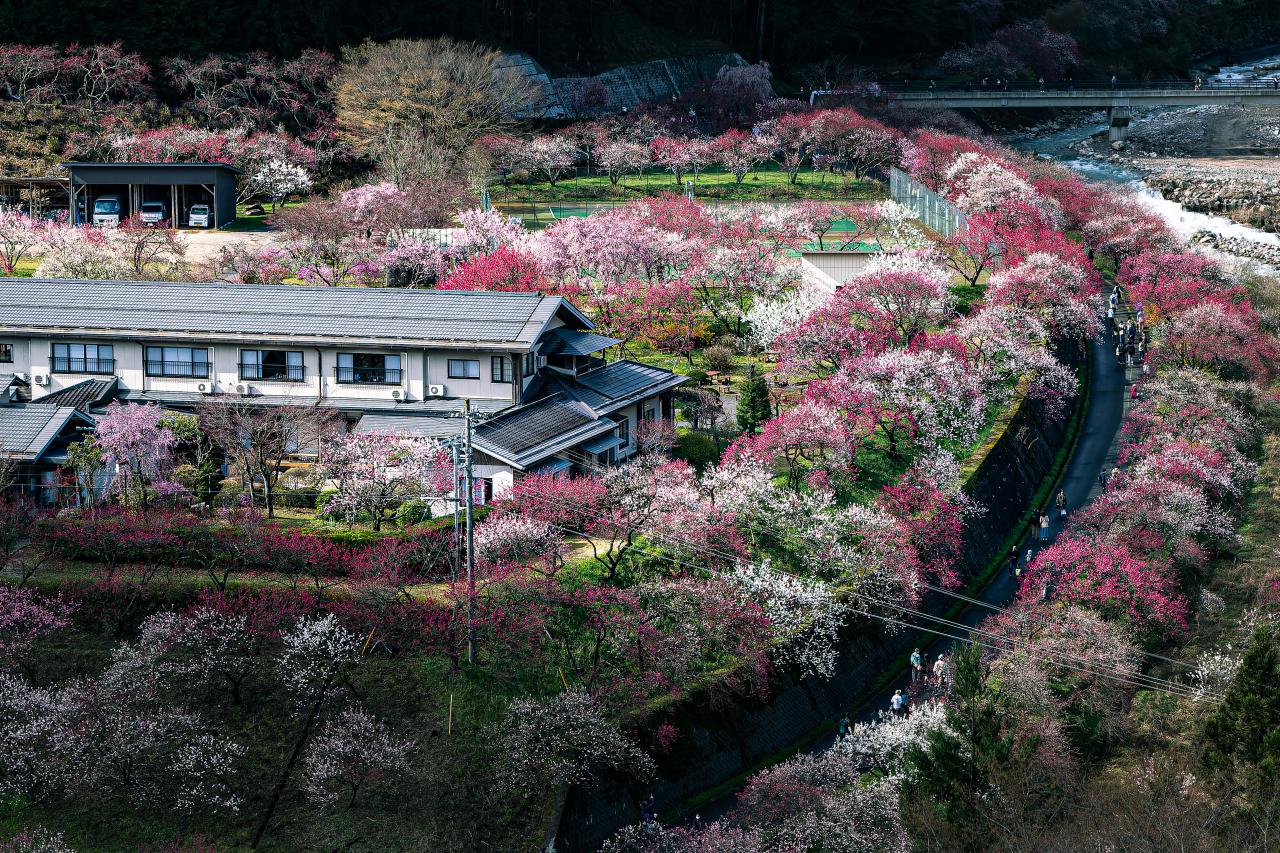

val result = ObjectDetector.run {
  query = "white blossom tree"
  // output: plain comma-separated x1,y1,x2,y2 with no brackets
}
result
301,706,412,808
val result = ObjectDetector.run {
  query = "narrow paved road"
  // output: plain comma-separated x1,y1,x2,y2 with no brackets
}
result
686,311,1135,825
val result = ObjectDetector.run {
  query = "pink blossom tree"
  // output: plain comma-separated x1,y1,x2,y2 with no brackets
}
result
95,402,178,510
317,432,452,531
1019,536,1188,641
0,586,74,668
0,210,47,276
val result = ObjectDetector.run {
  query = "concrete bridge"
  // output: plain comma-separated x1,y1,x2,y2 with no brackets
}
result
811,81,1280,142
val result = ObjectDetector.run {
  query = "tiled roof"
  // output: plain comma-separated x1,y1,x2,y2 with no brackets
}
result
354,413,466,440
37,378,118,411
0,279,590,350
472,396,616,468
536,360,688,415
116,388,511,417
539,327,622,356
0,404,92,461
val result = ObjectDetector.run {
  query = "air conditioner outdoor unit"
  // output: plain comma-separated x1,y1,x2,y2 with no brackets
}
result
33,374,47,386
197,383,215,394
235,384,248,396
391,390,403,400
427,384,446,397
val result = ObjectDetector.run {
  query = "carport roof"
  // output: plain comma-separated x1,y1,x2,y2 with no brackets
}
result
61,162,244,175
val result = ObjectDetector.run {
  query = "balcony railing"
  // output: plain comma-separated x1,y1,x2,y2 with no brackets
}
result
51,357,115,375
238,363,305,382
335,366,402,385
146,360,211,379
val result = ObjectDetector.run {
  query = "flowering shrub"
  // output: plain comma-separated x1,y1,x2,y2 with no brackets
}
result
499,690,654,792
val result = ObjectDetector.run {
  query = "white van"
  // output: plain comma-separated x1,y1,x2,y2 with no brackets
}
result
92,195,121,227
139,201,167,225
188,204,212,228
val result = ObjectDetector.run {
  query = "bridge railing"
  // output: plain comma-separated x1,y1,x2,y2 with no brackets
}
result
889,167,966,238
883,79,1280,95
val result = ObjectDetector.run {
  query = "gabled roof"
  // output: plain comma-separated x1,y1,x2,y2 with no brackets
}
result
0,404,93,461
471,395,617,469
36,377,118,412
539,327,622,357
537,360,688,416
0,279,591,351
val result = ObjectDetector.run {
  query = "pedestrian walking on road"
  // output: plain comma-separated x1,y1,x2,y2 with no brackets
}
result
1109,290,1119,310
1111,74,1118,88
1098,470,1108,490
891,690,905,716
1039,76,1045,91
1116,344,1126,367
933,654,947,684
1007,550,1018,579
910,647,923,682
1039,513,1050,541
1022,548,1033,574
1056,488,1067,519
838,714,851,738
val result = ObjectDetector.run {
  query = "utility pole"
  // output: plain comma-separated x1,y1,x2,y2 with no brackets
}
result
463,398,477,665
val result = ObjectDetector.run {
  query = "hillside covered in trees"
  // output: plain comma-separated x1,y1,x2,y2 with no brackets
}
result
1,0,1278,79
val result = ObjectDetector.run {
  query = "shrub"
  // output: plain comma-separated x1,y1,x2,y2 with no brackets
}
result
675,430,720,472
702,344,736,374
213,478,246,509
396,498,433,526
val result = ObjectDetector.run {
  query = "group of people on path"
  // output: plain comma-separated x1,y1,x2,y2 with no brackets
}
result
1108,285,1150,373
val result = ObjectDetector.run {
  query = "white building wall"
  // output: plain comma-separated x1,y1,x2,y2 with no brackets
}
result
13,337,522,406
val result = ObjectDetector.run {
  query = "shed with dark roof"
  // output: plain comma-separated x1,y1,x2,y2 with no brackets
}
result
63,162,242,229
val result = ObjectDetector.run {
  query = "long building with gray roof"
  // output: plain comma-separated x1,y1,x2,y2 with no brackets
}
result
0,277,685,499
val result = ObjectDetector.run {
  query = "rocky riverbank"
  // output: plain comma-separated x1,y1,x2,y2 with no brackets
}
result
1189,229,1280,265
1145,168,1280,233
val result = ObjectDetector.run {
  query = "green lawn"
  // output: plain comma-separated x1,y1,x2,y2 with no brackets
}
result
223,199,306,232
491,164,886,207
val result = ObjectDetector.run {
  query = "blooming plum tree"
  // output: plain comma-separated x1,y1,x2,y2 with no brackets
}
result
317,431,452,531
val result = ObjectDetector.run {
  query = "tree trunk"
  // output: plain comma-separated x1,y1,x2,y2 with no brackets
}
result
252,684,329,849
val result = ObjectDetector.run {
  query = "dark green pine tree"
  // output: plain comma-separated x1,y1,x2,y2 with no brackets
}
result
1204,628,1280,789
901,642,1015,850
736,364,772,434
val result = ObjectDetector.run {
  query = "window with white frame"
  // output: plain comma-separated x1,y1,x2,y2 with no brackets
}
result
491,355,513,383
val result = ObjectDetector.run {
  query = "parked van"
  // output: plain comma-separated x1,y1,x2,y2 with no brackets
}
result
188,204,211,228
139,201,167,225
92,195,121,227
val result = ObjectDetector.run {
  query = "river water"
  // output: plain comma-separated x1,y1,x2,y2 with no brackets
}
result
1009,52,1280,254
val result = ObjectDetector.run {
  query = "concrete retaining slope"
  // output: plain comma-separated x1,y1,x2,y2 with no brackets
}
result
554,347,1081,851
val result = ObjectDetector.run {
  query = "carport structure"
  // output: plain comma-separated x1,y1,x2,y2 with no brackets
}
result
0,176,71,219
62,162,241,228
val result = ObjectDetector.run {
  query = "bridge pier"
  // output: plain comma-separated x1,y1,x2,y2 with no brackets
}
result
1107,105,1132,143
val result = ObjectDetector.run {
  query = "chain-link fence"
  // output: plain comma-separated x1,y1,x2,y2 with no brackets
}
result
890,167,966,238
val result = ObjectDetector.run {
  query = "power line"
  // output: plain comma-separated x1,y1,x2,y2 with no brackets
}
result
523,513,1213,702
504,482,1209,678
